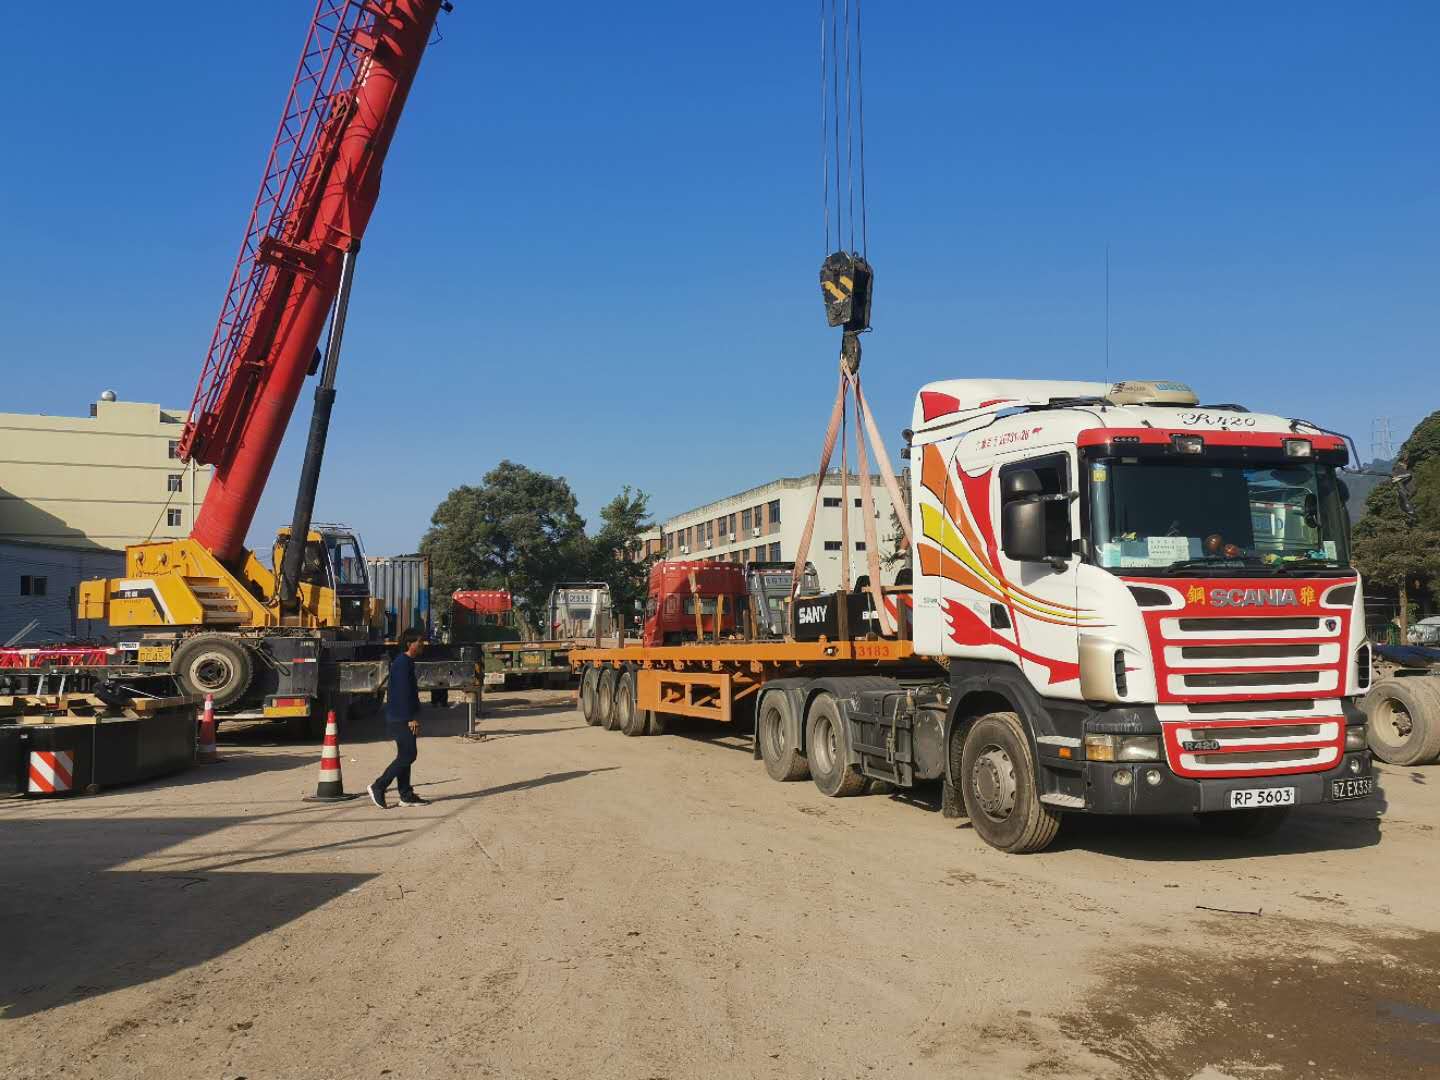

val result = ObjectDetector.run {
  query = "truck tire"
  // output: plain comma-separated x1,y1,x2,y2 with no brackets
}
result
806,693,865,797
1364,677,1440,766
597,668,619,730
1195,807,1291,838
758,693,809,781
172,633,254,710
645,709,668,736
958,711,1060,854
580,665,601,725
618,671,646,736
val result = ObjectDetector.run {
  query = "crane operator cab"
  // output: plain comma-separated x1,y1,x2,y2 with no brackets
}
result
272,523,378,632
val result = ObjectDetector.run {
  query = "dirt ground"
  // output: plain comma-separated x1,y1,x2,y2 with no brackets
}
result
2,690,1438,1080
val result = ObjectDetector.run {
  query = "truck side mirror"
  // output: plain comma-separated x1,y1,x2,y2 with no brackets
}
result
1001,469,1048,563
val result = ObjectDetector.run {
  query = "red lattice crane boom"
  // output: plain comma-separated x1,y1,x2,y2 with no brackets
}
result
179,0,444,564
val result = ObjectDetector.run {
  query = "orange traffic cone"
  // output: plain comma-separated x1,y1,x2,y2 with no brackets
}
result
304,711,359,802
196,693,221,764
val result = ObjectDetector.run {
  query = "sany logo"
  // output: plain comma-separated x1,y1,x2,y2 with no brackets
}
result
797,605,827,625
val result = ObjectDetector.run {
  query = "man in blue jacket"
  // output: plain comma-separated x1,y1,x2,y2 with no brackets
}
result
369,628,430,808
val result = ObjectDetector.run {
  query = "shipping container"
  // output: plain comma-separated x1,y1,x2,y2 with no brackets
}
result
364,554,430,640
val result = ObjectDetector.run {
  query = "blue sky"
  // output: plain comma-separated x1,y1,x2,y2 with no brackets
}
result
3,2,1435,555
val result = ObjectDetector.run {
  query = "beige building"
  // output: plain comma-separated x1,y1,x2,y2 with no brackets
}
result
660,472,903,593
0,396,213,551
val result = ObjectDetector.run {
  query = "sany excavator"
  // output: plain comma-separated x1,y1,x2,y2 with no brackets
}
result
78,1,467,723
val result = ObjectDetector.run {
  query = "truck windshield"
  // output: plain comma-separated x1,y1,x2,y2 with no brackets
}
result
1088,458,1351,574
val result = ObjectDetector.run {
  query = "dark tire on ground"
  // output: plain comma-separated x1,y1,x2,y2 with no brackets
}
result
958,711,1060,854
579,665,601,725
806,693,865,797
646,709,668,736
1195,807,1292,838
597,668,619,730
758,693,809,781
172,633,254,710
618,671,646,736
1364,677,1440,766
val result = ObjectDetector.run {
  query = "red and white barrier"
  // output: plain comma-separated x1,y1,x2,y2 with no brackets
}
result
28,750,75,795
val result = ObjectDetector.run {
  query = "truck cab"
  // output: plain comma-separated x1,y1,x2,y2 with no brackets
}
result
745,561,821,638
909,378,1372,836
643,561,749,647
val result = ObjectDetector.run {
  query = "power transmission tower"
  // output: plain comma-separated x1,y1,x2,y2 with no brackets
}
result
1371,417,1395,464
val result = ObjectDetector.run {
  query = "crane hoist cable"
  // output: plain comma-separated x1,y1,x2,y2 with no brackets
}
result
793,0,913,634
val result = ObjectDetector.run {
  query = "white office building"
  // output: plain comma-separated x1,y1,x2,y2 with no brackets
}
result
659,472,905,593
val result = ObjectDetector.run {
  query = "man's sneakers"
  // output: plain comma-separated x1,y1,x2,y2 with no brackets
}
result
398,792,431,807
367,782,389,810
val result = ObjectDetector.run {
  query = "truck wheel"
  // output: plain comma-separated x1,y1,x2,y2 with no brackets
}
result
618,672,647,736
580,665,601,725
645,709,668,736
759,694,809,781
1365,678,1440,765
959,711,1060,854
597,668,619,730
806,693,864,797
1196,807,1291,838
172,633,254,710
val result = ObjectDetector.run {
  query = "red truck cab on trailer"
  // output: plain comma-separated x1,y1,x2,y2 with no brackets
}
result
643,561,749,647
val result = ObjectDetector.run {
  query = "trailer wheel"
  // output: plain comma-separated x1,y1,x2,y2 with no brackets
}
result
172,633,254,710
959,711,1060,854
1195,807,1291,838
758,694,809,781
597,668,619,730
1364,678,1440,765
806,693,864,797
618,671,647,736
579,665,601,725
645,709,668,736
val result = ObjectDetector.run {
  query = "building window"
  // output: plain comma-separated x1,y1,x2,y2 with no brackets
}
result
855,542,867,551
822,496,841,508
167,473,183,492
741,508,751,531
168,439,181,460
855,498,863,508
823,540,842,552
20,575,47,597
768,499,781,524
167,509,183,527
769,542,781,560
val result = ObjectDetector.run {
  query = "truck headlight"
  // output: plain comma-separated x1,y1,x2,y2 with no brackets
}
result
1345,727,1368,751
1084,734,1161,762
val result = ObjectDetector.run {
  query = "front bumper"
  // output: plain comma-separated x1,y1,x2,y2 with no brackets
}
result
1082,751,1374,815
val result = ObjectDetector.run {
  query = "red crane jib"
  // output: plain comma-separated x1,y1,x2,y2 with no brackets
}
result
181,1,443,565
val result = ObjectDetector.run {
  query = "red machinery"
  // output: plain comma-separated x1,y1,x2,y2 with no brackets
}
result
179,0,446,569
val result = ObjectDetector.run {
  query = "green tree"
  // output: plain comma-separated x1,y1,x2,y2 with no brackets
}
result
587,486,656,624
1352,410,1440,634
420,461,588,627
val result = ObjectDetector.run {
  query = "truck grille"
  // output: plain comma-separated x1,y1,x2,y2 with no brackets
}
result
1158,702,1344,778
1153,607,1346,702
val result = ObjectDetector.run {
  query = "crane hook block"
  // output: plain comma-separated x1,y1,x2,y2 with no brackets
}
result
819,252,873,332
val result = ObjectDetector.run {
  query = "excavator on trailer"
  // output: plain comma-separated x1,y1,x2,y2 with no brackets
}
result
75,1,475,727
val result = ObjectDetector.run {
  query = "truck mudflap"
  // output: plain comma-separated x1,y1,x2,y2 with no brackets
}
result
1079,751,1375,815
